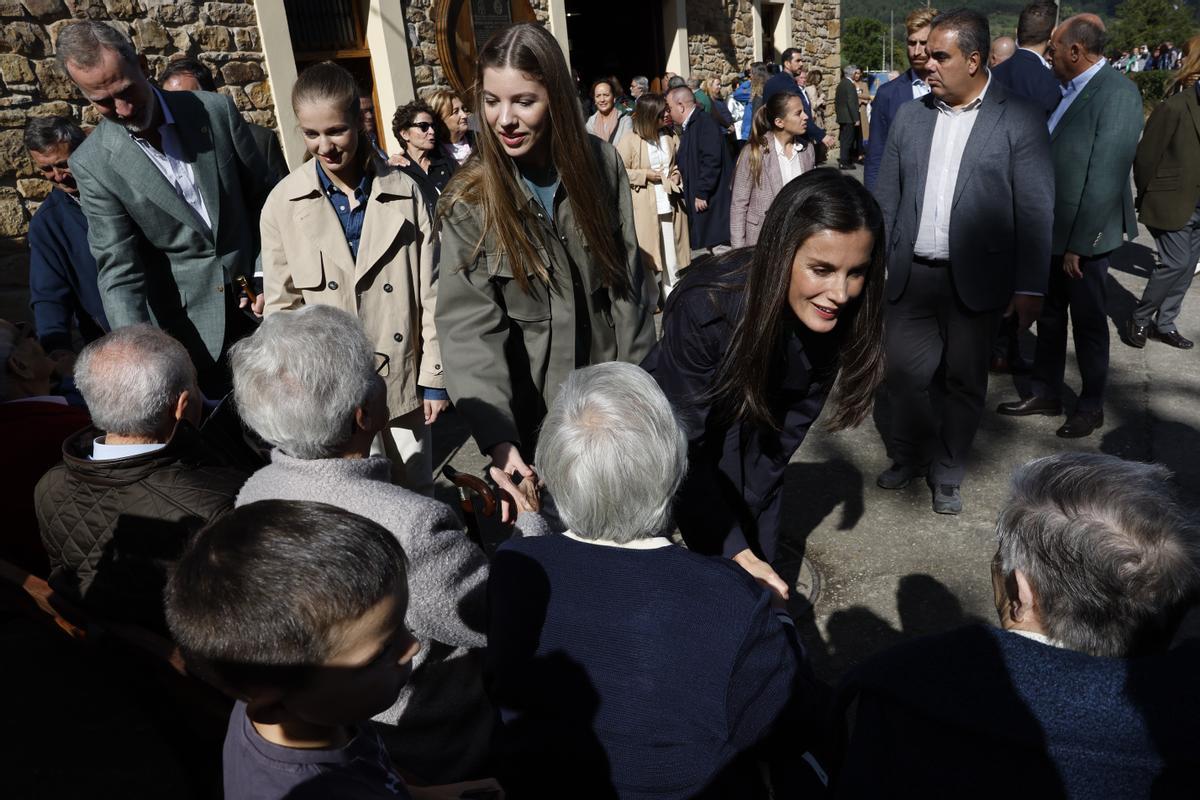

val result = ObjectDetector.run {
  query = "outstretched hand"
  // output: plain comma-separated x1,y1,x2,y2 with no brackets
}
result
732,548,790,606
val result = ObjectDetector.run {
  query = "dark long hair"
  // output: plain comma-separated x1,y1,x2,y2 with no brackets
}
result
438,23,630,297
708,168,885,431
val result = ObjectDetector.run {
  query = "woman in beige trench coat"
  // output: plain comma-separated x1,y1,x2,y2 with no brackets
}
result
615,93,691,305
260,61,444,495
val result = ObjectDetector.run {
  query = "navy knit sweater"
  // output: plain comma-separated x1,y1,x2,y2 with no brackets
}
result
486,533,798,799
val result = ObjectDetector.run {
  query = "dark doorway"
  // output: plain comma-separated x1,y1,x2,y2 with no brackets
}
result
565,0,666,97
761,3,782,63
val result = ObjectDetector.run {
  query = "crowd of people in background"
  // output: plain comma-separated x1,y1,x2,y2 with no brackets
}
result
5,5,1200,799
1115,41,1185,72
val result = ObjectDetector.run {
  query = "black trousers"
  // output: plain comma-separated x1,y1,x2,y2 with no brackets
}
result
1031,253,1110,413
838,124,857,165
885,261,1001,486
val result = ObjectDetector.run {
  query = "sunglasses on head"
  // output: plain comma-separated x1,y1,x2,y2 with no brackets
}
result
409,121,434,132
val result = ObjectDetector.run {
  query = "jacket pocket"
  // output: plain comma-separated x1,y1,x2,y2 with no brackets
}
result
290,255,326,291
482,250,552,322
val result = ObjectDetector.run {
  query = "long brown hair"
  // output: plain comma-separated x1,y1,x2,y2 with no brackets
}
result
706,168,886,431
291,61,373,174
438,24,630,296
631,93,667,142
1167,35,1200,94
745,91,804,186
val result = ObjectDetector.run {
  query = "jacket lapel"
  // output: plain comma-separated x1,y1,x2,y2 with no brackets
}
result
101,119,209,237
291,160,355,280
952,89,1005,208
356,169,417,284
167,92,221,238
1050,67,1109,142
910,96,939,217
1185,88,1200,146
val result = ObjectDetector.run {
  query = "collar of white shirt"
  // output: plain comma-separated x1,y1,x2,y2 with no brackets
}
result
1019,46,1052,69
560,529,674,550
91,435,167,461
772,133,802,161
1009,628,1067,649
1061,57,1107,97
130,87,176,142
681,106,697,130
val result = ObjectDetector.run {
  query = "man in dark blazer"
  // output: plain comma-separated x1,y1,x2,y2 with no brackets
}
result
763,48,831,154
865,6,938,189
24,115,109,354
990,1,1062,116
834,67,861,169
998,15,1142,439
1128,76,1200,348
58,21,274,395
874,9,1053,515
668,86,733,253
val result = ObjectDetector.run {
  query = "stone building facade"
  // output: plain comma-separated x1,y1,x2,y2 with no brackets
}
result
0,0,839,315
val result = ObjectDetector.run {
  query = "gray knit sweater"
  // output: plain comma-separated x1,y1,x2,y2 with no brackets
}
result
236,452,547,782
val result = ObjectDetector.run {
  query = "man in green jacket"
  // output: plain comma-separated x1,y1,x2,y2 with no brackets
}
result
998,15,1142,438
1128,80,1200,350
58,21,274,395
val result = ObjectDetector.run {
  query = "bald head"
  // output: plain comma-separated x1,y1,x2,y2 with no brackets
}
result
666,86,695,126
990,35,1016,66
1048,14,1107,83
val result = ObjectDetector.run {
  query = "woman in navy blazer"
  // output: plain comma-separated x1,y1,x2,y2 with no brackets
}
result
643,169,885,596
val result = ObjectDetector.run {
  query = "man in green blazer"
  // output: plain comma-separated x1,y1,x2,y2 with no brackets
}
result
57,21,274,394
998,15,1142,438
1129,80,1200,350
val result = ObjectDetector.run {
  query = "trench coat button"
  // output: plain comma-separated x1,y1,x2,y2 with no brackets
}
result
434,363,441,370
216,285,223,293
394,332,403,342
328,280,339,290
383,283,393,292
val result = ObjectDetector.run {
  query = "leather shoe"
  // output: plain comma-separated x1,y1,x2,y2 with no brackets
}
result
877,462,927,490
930,483,962,515
996,396,1063,416
837,162,854,171
1125,319,1148,348
1056,408,1103,438
1150,328,1194,349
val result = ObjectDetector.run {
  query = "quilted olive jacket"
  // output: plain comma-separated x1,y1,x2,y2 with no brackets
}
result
34,421,247,632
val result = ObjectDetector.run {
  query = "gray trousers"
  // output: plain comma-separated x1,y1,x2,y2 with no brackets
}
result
1134,206,1200,332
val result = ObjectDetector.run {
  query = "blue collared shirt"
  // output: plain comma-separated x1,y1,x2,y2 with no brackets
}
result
1048,58,1107,132
316,163,372,259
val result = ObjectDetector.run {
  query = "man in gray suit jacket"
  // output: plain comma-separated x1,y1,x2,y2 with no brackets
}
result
998,16,1142,439
58,21,274,395
874,10,1053,515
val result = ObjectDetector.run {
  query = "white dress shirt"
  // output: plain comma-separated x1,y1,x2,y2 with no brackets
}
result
914,75,991,260
911,76,931,100
129,88,212,230
560,530,673,549
1047,58,1107,133
1019,46,1052,69
646,134,673,214
773,134,805,185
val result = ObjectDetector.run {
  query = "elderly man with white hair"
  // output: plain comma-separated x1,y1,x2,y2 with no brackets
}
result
230,304,544,783
833,452,1200,797
35,324,247,630
486,361,811,798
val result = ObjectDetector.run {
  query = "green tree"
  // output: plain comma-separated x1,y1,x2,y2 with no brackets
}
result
843,17,891,71
1110,0,1198,53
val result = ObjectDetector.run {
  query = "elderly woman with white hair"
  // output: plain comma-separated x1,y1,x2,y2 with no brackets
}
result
229,304,544,783
486,361,804,798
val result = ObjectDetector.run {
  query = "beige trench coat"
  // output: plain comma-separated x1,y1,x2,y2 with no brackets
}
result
260,159,443,419
614,131,691,275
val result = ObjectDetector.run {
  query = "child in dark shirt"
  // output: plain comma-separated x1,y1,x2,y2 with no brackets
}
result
165,500,496,800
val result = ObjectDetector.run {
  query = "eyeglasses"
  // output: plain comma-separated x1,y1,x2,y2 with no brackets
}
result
408,121,434,132
374,351,390,376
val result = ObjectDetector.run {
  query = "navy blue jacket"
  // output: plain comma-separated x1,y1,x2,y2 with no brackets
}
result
991,47,1062,116
864,68,923,191
486,532,798,799
763,72,827,147
834,625,1200,798
678,108,734,249
642,255,838,561
27,188,109,352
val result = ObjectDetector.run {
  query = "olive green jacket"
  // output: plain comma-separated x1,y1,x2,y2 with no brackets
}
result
1049,66,1143,256
435,138,656,455
1134,86,1200,232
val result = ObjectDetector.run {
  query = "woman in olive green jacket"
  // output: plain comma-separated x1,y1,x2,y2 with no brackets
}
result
436,23,655,517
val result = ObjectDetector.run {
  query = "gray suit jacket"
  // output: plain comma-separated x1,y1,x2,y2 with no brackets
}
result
874,80,1054,312
70,90,274,369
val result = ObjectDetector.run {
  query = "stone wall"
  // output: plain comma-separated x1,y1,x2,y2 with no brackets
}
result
687,0,756,91
794,0,840,136
0,0,275,280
